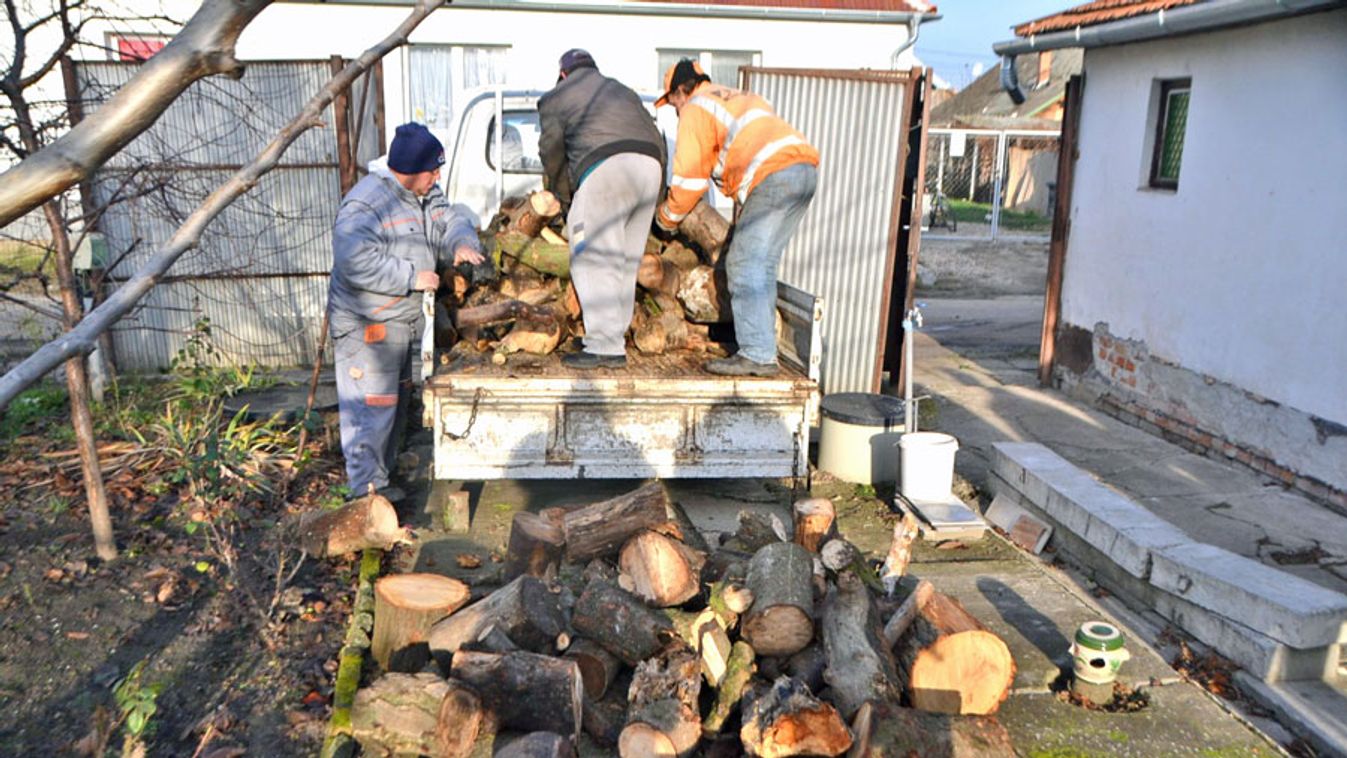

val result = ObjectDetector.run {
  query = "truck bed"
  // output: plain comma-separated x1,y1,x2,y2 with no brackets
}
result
432,347,810,381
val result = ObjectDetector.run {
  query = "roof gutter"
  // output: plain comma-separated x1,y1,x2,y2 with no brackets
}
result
303,0,942,24
992,0,1344,101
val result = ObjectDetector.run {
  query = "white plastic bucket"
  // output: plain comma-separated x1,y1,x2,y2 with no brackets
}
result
899,432,959,501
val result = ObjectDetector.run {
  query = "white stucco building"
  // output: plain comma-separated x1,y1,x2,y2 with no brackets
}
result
995,0,1347,508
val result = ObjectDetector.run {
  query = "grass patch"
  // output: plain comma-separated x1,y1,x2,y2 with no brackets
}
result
949,199,1051,232
0,384,67,442
0,240,55,276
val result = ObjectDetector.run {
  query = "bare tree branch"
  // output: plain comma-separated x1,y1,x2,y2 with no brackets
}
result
0,0,446,409
0,290,62,321
0,0,273,229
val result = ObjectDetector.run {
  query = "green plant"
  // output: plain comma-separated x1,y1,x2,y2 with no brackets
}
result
0,384,67,441
948,198,1051,232
854,483,878,499
113,661,162,754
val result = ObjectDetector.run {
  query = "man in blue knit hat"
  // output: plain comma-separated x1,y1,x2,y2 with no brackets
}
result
329,122,484,501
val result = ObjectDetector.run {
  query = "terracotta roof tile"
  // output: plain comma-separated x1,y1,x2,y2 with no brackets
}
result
1014,0,1199,36
636,0,935,12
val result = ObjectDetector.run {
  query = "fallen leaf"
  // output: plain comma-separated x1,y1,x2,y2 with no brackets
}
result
301,690,327,706
156,579,177,604
45,567,65,581
935,540,967,551
65,631,91,640
455,554,482,569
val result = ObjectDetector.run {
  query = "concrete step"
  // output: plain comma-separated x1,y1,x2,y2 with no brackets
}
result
1235,674,1347,757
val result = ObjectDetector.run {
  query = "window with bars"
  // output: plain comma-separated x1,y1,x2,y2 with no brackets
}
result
1149,78,1190,190
656,48,760,90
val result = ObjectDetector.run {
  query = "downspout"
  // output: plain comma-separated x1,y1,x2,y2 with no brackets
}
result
1000,53,1026,105
890,14,923,69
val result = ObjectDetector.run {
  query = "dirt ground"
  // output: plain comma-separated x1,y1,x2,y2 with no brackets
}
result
916,235,1050,298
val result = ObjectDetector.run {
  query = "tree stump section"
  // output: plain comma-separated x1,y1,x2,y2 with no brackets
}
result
619,649,703,758
504,511,566,581
495,731,576,758
562,482,672,562
351,672,458,757
450,650,584,739
742,542,815,656
792,498,835,553
571,579,679,665
618,529,707,607
428,575,568,666
848,701,1015,757
893,589,1015,715
819,572,900,718
372,573,471,672
299,494,402,557
703,640,756,735
507,190,561,238
739,677,852,758
564,638,622,699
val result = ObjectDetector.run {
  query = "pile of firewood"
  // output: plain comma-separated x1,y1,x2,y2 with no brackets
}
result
440,191,737,363
347,482,1020,757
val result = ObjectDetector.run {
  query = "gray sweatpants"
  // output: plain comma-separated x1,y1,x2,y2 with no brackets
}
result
567,153,662,356
331,309,417,496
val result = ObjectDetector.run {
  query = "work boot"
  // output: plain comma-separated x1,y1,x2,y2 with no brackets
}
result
561,350,627,369
704,355,779,377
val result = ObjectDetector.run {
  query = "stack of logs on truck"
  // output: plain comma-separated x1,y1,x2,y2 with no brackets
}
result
347,482,1019,757
439,191,739,363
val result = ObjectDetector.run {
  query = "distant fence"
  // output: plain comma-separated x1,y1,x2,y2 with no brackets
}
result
923,128,1060,241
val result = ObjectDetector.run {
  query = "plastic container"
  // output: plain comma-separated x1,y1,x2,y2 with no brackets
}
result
817,393,905,485
898,431,959,501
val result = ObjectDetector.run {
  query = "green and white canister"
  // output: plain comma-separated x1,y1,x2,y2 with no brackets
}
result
1070,621,1131,685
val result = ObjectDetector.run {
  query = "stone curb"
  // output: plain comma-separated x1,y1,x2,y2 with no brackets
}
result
320,549,383,758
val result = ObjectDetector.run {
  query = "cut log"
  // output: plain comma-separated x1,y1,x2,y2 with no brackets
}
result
703,640,756,735
562,482,672,562
505,511,567,581
499,233,571,278
428,575,568,666
541,226,568,246
564,638,621,700
583,684,630,746
880,512,920,596
882,578,934,648
742,542,816,657
820,572,901,718
571,579,679,665
819,538,861,573
637,252,666,291
498,309,565,356
706,577,747,628
619,649,702,758
455,298,556,329
450,650,584,739
893,589,1015,715
661,497,711,554
467,623,519,654
618,529,707,607
677,198,730,265
435,679,487,758
733,509,789,552
701,548,753,586
660,239,701,272
372,573,471,672
563,280,582,320
507,190,562,238
792,498,836,553
495,732,576,758
350,672,457,758
700,621,734,686
677,264,731,324
848,701,1015,758
298,494,403,558
783,644,828,693
740,676,853,758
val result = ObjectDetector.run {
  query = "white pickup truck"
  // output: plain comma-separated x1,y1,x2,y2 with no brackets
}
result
422,88,821,481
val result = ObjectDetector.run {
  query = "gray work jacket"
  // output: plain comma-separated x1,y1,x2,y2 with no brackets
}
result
329,168,479,323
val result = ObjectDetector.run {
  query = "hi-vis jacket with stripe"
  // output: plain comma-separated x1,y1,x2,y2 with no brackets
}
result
657,81,819,230
330,167,480,323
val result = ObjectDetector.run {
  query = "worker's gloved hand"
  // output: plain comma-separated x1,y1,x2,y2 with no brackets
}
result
458,256,498,287
414,270,440,291
651,218,677,242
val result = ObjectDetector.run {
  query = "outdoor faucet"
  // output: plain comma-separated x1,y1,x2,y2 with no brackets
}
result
903,302,925,434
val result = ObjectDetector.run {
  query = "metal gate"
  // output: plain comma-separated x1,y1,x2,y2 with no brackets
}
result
740,67,928,395
69,58,383,371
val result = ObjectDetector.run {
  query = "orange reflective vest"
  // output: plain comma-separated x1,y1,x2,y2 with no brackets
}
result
657,82,819,229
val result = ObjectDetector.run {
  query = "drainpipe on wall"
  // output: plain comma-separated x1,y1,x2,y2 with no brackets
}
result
890,15,923,69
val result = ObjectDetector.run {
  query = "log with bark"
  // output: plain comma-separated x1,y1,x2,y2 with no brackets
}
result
661,497,711,554
564,638,622,700
882,578,934,647
619,649,703,758
454,298,557,329
435,679,489,758
739,676,853,758
783,644,827,694
351,672,474,758
848,701,1015,758
582,683,631,746
498,232,571,278
618,529,707,607
820,571,901,718
494,732,576,758
730,509,789,552
880,511,920,596
703,640,756,735
791,497,836,553
676,198,730,265
498,309,566,356
299,494,404,558
504,511,566,581
660,239,701,272
892,588,1015,715
428,575,568,665
819,538,861,573
562,482,672,563
450,650,584,739
742,541,816,657
678,264,732,324
505,190,562,238
371,573,471,672
571,579,679,665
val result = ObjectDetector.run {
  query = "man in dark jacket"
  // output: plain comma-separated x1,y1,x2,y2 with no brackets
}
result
538,48,664,368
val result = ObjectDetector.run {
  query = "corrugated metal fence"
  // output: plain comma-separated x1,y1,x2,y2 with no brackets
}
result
741,68,924,394
72,59,382,371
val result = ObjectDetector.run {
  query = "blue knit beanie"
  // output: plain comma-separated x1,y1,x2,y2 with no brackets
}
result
388,123,444,174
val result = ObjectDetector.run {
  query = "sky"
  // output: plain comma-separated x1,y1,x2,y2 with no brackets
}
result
914,0,1075,90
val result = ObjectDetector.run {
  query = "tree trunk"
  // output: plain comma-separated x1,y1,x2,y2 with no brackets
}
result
678,265,731,324
299,494,403,557
848,701,1015,758
739,676,853,758
495,732,575,758
450,650,584,739
620,649,702,758
372,573,470,672
703,640,755,735
435,679,488,758
893,589,1015,715
792,498,836,553
506,190,561,238
820,572,900,719
676,199,729,265
571,579,679,665
742,542,815,657
428,575,568,666
562,482,671,562
880,512,920,596
564,638,621,700
618,529,706,607
505,511,566,581
351,672,457,757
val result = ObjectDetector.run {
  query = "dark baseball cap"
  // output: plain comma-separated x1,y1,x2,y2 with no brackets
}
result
559,48,597,74
656,58,708,107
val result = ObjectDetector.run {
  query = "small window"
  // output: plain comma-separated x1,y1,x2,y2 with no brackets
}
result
408,44,509,129
486,111,543,173
1149,78,1190,189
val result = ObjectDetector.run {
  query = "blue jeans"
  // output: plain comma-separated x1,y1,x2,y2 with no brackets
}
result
726,163,818,364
